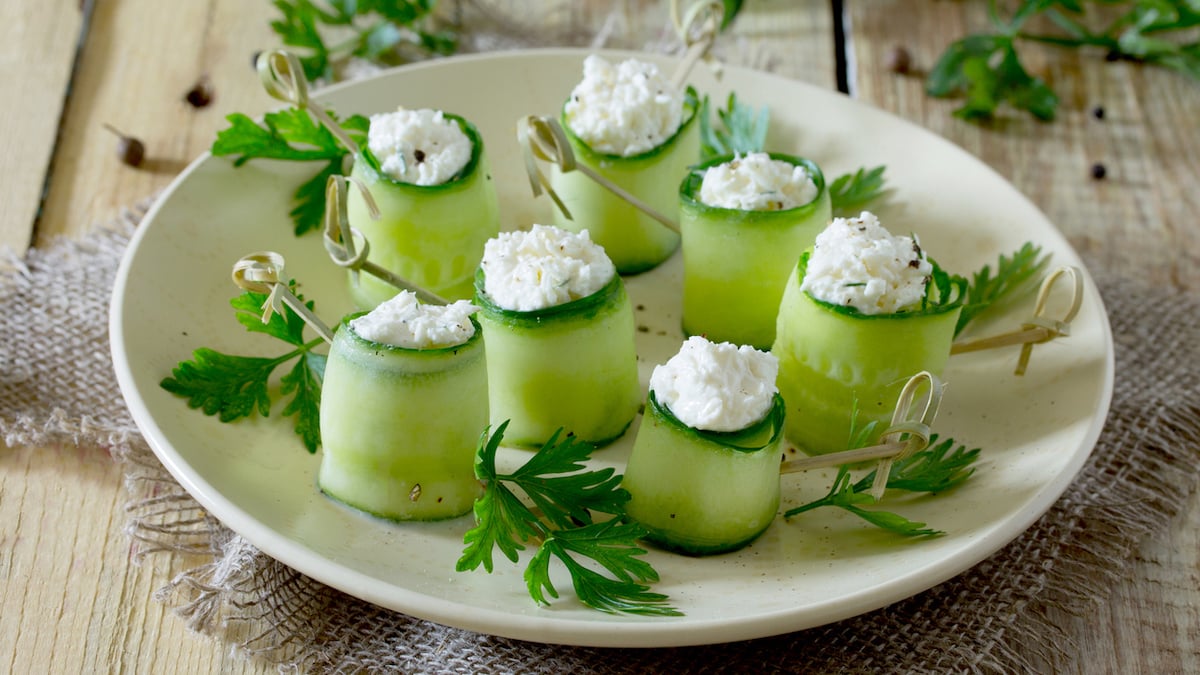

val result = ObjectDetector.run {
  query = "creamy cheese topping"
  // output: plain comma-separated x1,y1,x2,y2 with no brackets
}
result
698,153,818,211
563,54,684,157
649,336,779,433
480,224,616,312
349,291,478,349
367,108,472,186
800,211,933,314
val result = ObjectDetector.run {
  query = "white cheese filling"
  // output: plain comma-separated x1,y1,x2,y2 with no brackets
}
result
349,291,478,349
563,54,684,157
800,211,933,314
649,336,779,433
367,108,472,186
698,153,818,211
480,224,616,312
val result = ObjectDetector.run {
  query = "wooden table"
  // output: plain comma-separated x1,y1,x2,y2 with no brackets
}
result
2,1,1197,671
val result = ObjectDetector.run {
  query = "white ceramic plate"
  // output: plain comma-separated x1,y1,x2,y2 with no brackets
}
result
110,49,1113,648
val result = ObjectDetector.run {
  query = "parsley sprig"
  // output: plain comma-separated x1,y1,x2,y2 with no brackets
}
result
160,286,326,453
928,0,1200,121
699,92,770,161
457,423,679,616
784,435,981,536
211,108,368,236
829,165,888,216
270,0,457,83
955,242,1052,336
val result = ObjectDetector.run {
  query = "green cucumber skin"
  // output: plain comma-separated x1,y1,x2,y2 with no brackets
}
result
679,156,831,349
346,149,500,308
622,399,782,556
772,266,961,455
550,115,699,275
476,282,639,449
317,327,487,521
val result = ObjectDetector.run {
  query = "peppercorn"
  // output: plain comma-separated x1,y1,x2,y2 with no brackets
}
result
184,77,214,108
1091,106,1105,120
1090,163,1107,180
102,124,145,167
885,46,912,74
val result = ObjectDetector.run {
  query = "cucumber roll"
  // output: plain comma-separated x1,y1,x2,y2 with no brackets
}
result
772,212,966,455
551,55,700,274
623,337,784,556
318,292,487,521
474,224,640,449
347,108,500,308
679,152,831,349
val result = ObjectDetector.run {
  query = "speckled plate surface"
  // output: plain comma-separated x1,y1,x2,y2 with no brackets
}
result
110,49,1113,648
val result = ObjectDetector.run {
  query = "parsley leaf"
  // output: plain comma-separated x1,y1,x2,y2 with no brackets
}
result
829,165,888,216
211,108,367,235
927,1,1200,122
955,242,1052,336
457,424,677,616
161,287,327,453
269,0,456,83
784,435,980,536
699,92,770,161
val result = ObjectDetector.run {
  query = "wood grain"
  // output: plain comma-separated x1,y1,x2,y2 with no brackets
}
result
0,0,82,253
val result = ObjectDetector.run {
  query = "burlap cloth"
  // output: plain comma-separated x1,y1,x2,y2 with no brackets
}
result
2,193,1197,673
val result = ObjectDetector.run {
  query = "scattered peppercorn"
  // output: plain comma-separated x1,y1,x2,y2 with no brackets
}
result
1090,162,1107,180
184,77,214,108
1091,105,1105,120
885,45,912,74
102,124,145,167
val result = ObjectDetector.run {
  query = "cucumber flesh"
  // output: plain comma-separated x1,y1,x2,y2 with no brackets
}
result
346,134,500,309
772,259,961,455
679,153,831,349
622,394,783,556
317,322,488,521
475,273,640,449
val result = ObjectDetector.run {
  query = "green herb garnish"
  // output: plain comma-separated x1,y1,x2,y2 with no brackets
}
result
784,435,980,536
956,242,1052,336
269,0,456,83
160,285,326,453
699,92,770,161
829,165,887,216
457,423,679,616
211,107,368,236
927,1,1200,121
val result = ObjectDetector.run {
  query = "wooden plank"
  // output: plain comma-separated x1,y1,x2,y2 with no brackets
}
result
845,0,1200,290
844,1,1200,672
0,0,82,253
35,0,278,244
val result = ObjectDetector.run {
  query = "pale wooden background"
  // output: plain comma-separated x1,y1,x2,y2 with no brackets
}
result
2,0,1198,672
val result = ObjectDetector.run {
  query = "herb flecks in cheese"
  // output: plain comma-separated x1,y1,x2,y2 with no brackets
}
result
563,55,683,157
649,336,779,433
349,291,478,349
801,211,933,314
367,108,471,186
698,153,818,211
480,224,616,312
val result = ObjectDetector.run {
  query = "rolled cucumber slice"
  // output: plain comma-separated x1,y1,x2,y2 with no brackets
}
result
679,153,831,349
347,113,500,308
622,392,785,556
317,316,487,521
772,251,965,455
550,88,700,275
473,270,640,449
